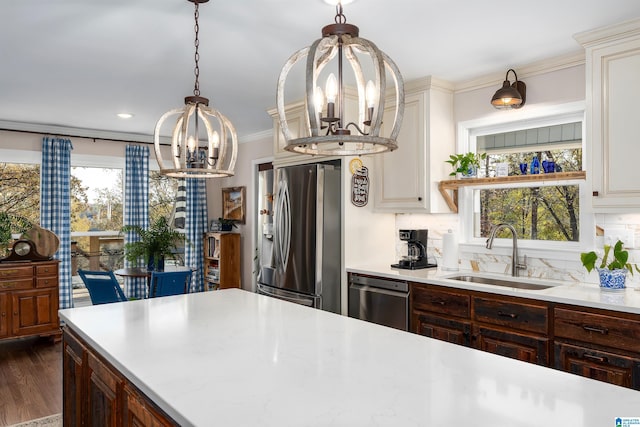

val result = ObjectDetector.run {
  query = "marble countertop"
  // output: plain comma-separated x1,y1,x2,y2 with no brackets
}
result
59,289,640,426
347,264,640,315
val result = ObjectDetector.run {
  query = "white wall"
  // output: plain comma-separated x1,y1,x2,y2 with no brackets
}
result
211,134,272,291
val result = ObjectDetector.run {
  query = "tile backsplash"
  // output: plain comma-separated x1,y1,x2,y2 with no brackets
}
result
396,212,640,287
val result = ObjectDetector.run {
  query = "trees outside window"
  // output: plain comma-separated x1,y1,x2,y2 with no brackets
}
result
472,121,582,243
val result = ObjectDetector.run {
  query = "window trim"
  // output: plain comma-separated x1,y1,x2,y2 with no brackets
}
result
456,101,595,252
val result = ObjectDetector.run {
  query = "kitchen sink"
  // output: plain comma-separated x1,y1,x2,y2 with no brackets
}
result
445,275,555,290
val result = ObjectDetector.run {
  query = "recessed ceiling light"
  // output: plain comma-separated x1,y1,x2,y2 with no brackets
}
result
117,113,134,119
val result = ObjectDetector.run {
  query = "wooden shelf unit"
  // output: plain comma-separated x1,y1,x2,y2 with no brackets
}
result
438,171,587,213
204,232,241,291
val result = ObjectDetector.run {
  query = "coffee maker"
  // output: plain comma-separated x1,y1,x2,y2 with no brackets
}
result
391,229,437,270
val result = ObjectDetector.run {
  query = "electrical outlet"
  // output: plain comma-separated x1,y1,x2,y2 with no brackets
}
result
604,227,635,249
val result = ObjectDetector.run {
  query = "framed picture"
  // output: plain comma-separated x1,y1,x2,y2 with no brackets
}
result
222,186,246,224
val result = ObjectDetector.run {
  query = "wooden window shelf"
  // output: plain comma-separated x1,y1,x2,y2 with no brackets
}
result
438,171,587,213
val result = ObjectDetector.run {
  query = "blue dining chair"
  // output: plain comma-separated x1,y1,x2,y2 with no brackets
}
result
78,269,128,305
149,270,193,298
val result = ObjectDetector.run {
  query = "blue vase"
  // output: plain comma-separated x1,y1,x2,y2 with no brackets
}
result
597,268,627,291
530,157,540,174
147,255,165,272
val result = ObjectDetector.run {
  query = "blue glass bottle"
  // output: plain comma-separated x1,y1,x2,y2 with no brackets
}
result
530,156,540,174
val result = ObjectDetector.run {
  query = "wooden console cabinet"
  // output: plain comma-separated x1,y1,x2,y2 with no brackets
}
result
63,327,178,426
0,260,60,342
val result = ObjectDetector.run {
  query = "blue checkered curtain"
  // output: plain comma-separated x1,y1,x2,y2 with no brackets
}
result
124,145,149,299
40,137,73,309
185,178,208,292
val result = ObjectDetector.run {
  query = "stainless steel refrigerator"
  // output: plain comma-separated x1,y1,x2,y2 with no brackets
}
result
257,160,341,314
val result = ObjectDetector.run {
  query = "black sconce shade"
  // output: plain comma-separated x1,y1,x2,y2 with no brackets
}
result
491,69,526,110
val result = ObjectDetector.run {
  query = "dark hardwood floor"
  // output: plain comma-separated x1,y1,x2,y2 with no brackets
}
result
0,337,62,426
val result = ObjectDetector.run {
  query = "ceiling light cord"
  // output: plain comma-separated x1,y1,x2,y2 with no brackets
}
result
193,2,201,97
335,3,346,24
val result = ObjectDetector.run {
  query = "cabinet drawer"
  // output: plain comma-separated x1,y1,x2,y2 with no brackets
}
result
411,285,470,318
36,263,58,277
0,278,33,290
412,311,472,346
473,297,548,334
554,341,640,390
554,308,640,353
0,266,32,280
476,325,549,365
36,276,58,289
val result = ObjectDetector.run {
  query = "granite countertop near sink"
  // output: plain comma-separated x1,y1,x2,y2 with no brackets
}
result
347,264,640,315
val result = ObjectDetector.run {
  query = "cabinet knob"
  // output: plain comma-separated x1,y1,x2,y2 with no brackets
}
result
418,197,422,201
592,191,599,197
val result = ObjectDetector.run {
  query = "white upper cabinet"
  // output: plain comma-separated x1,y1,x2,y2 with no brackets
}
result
373,77,454,213
577,18,640,211
268,101,320,166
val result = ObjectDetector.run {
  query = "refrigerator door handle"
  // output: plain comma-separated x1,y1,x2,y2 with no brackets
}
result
257,283,314,307
275,178,291,271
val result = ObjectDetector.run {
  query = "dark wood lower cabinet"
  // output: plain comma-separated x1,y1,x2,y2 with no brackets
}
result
475,325,549,365
63,329,84,427
87,351,121,426
554,341,640,389
413,311,472,346
408,280,640,391
124,384,174,427
62,327,178,426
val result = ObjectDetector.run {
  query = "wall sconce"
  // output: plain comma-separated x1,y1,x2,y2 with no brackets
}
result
491,69,526,110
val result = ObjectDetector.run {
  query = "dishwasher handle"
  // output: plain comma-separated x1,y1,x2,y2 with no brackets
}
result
349,275,408,293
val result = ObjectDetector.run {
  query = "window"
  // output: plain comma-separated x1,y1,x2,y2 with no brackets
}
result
459,108,587,246
0,162,40,225
71,167,123,233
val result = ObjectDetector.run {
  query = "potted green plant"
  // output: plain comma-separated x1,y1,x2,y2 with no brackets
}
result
122,216,185,271
580,239,639,290
0,212,32,257
218,218,238,232
445,152,487,178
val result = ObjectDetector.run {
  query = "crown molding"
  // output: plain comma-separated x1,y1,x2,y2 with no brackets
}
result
574,17,640,47
453,51,586,94
239,129,272,144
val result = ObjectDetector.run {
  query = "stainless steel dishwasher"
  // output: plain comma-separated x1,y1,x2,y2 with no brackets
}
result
348,274,409,331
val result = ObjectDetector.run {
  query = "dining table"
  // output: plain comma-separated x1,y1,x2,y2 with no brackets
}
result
114,265,195,296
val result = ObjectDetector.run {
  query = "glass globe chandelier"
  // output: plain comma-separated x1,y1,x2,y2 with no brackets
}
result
154,0,237,178
276,1,405,156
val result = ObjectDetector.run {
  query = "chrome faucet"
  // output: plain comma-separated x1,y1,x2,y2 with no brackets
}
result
486,223,527,277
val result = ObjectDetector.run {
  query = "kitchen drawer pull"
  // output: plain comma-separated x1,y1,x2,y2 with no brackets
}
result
582,325,608,335
431,299,446,306
583,353,607,363
497,311,518,319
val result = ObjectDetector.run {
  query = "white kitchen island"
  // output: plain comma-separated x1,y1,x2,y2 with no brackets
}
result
59,289,639,426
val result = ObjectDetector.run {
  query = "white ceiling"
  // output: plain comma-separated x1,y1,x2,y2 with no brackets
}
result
2,0,640,142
